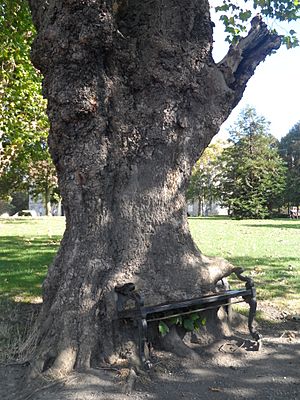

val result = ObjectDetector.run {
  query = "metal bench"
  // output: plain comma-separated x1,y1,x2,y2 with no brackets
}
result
115,268,261,368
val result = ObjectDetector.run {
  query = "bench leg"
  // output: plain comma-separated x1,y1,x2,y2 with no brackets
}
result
246,291,262,345
138,317,152,369
224,301,232,322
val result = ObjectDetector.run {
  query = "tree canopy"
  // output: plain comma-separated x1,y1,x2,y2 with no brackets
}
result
216,107,286,218
186,140,226,216
214,0,300,47
0,0,56,207
279,121,300,208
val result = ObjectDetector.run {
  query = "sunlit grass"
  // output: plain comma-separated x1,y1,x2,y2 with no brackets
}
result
0,217,65,301
1,216,299,314
189,217,300,313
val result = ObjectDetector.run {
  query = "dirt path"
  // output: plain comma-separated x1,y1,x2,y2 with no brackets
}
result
1,316,299,400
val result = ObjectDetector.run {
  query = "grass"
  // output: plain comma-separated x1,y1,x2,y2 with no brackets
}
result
0,216,299,361
0,217,66,361
189,217,300,313
0,216,299,312
0,217,65,302
0,299,40,362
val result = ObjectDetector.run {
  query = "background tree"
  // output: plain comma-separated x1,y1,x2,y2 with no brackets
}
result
186,140,226,216
279,121,300,211
0,0,56,207
217,107,286,218
29,158,58,215
13,0,298,377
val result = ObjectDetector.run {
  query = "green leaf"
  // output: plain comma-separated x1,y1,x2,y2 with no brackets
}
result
183,318,195,331
239,10,252,22
215,5,230,12
169,316,183,326
215,1,300,47
158,321,169,336
189,313,200,321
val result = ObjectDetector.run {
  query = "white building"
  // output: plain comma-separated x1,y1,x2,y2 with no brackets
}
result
187,198,228,217
28,194,63,216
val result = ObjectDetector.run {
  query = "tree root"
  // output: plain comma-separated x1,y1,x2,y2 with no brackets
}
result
159,326,201,362
28,346,77,380
201,254,243,286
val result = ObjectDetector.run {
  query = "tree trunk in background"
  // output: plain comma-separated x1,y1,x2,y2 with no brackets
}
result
28,0,281,375
44,185,51,216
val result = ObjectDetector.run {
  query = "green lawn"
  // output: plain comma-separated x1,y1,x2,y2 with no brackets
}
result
0,216,299,312
189,217,300,312
0,217,65,301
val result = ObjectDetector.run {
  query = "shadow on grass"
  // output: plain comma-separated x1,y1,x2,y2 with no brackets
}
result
243,222,300,230
188,216,230,220
0,218,46,224
0,236,61,299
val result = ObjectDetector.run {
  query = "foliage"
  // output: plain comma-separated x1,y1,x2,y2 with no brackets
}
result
187,141,226,216
10,191,29,213
214,0,300,47
0,199,14,215
158,314,207,336
0,0,56,202
216,107,286,219
29,160,58,215
0,192,29,216
279,121,300,208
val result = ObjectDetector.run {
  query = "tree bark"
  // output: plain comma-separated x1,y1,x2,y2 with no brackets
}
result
27,0,281,375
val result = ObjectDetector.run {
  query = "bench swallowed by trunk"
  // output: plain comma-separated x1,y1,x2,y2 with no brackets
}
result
115,268,261,368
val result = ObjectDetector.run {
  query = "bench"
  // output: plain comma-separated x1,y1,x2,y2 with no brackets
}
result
115,268,261,368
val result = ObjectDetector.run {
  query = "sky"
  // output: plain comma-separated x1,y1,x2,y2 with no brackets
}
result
210,7,300,141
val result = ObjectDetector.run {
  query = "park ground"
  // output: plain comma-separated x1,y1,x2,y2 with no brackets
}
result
0,217,299,399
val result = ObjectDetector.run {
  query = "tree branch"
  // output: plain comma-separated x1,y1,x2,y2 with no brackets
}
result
217,15,281,107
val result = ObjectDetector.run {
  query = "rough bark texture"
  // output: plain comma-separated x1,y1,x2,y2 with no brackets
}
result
27,0,281,375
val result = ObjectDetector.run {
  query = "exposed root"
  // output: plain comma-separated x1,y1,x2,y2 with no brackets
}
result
159,326,201,362
122,368,137,394
28,346,77,381
201,254,243,286
50,347,77,374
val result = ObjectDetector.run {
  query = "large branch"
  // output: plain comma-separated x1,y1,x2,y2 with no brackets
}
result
217,15,281,107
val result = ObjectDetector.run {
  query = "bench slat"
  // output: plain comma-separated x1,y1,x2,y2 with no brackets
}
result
118,288,252,319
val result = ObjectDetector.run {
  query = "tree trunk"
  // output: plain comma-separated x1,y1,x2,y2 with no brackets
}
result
44,185,51,216
198,195,202,217
27,0,281,375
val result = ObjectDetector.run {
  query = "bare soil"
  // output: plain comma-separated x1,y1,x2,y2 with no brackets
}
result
0,304,299,400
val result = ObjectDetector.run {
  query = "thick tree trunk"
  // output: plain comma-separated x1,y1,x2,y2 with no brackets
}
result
27,0,281,375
